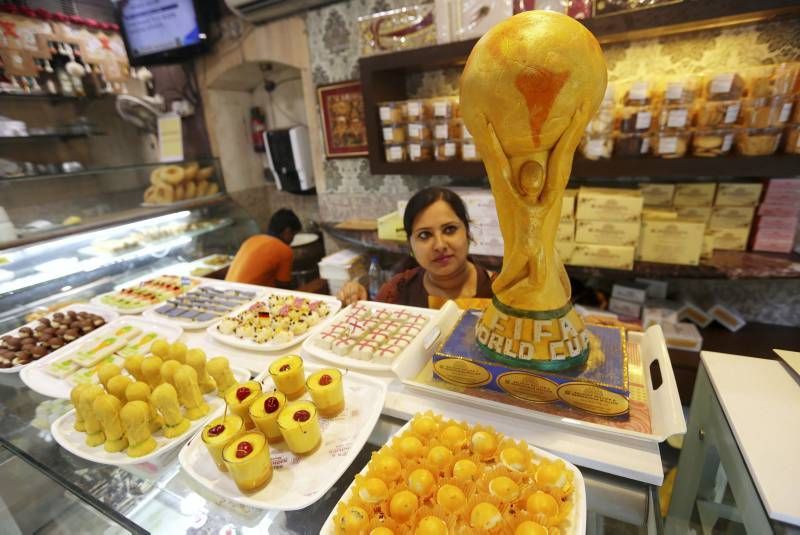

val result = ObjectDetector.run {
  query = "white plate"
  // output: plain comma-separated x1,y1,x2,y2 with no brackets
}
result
91,276,202,315
179,364,387,511
206,289,342,352
320,418,587,534
51,366,251,466
20,317,183,398
0,304,118,375
302,301,443,375
142,284,264,331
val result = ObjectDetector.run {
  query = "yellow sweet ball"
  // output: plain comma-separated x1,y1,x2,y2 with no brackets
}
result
500,447,528,472
372,453,402,482
150,339,169,358
536,462,569,488
338,505,369,535
168,341,187,362
489,476,520,502
470,502,503,530
398,436,424,458
185,347,206,361
440,424,467,450
408,468,436,497
471,430,498,459
415,515,448,535
389,490,419,521
436,484,466,512
426,445,454,470
412,416,438,438
452,459,479,482
370,528,395,535
358,477,390,503
526,491,559,518
515,520,548,535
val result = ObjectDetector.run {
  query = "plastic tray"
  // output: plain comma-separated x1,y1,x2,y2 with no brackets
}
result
320,417,587,534
400,324,686,444
20,316,183,398
91,275,202,315
142,283,264,331
51,366,250,466
178,364,387,511
0,304,118,375
301,300,451,375
206,289,341,352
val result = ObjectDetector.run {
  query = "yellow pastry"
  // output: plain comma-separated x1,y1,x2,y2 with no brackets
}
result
371,452,402,482
140,355,163,389
120,400,157,457
70,384,89,432
306,368,344,418
173,365,209,420
96,363,121,389
526,490,559,518
207,356,236,397
160,359,182,387
338,506,369,535
398,436,424,459
249,391,286,443
93,394,128,452
440,424,467,450
471,430,498,460
125,381,164,433
489,476,520,502
453,458,479,482
78,384,106,447
389,490,418,522
411,415,438,439
277,400,321,455
201,414,245,472
168,341,187,363
470,502,503,530
222,431,272,492
426,445,454,472
415,516,448,535
357,477,389,503
436,484,466,511
106,374,132,404
124,354,145,382
224,381,261,429
515,521,548,535
185,348,216,394
150,338,170,359
151,383,190,438
268,355,306,400
407,468,435,497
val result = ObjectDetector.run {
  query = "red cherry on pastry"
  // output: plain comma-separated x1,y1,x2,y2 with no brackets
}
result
279,364,291,372
208,424,225,436
319,374,333,386
264,396,280,413
236,441,253,458
293,410,311,422
235,387,251,401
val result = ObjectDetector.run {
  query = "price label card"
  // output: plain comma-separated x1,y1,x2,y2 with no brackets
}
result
640,137,651,154
379,106,391,122
724,103,741,124
463,144,476,159
407,101,421,117
629,81,649,101
586,139,605,157
635,111,652,130
158,114,183,163
435,124,448,139
444,142,455,156
659,136,678,154
434,101,448,117
665,82,684,101
382,127,394,141
710,73,734,94
388,146,402,161
408,123,422,139
667,108,688,128
410,144,421,159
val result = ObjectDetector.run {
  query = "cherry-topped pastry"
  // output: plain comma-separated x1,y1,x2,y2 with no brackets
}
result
307,368,345,418
268,355,306,400
249,391,286,443
278,400,321,455
201,415,245,472
223,432,272,492
224,380,262,429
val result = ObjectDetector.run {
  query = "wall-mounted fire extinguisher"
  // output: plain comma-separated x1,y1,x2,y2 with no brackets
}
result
250,106,266,153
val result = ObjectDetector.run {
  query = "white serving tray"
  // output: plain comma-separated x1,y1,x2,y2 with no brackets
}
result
400,324,686,444
179,364,387,511
0,304,118,375
142,283,264,331
20,317,183,398
51,366,250,466
91,275,203,315
320,418,587,534
206,289,341,352
302,301,458,376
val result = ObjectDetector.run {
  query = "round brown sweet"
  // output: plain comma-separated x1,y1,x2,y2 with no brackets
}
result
18,327,33,336
92,317,105,327
69,321,81,330
0,357,11,368
43,327,56,336
21,343,36,352
38,318,51,327
20,337,35,346
5,338,20,350
31,346,47,358
63,329,79,341
48,337,64,349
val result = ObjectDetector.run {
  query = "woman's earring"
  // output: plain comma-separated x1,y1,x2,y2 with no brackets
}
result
409,250,415,258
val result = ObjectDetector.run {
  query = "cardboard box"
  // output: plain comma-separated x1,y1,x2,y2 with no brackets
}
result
709,206,755,230
676,205,712,223
576,187,643,222
612,281,649,303
639,220,706,266
575,220,641,247
643,208,678,221
765,178,800,194
661,321,703,352
715,183,763,207
642,304,680,329
705,227,749,251
640,183,675,207
635,278,669,299
758,203,800,218
751,226,797,253
557,220,575,242
555,240,575,263
377,211,407,241
608,297,642,318
561,190,577,222
701,233,715,259
763,189,800,206
673,183,717,207
756,215,799,229
570,243,635,270
470,222,504,256
708,304,746,332
678,302,713,327
432,314,630,416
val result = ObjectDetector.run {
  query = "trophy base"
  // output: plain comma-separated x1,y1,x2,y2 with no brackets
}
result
476,339,589,371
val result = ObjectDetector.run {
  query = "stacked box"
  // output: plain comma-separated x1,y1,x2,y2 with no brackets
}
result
703,182,760,253
751,179,799,253
572,187,642,270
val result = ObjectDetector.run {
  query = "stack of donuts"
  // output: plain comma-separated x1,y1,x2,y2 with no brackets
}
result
143,162,219,205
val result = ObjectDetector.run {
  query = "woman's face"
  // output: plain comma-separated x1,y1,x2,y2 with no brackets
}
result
409,199,470,278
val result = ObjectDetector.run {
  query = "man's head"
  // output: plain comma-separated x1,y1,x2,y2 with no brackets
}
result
268,209,302,245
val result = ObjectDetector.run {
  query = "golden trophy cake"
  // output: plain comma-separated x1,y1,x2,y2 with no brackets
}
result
222,431,273,492
460,11,607,371
201,414,245,471
207,356,236,397
93,394,128,453
120,400,157,457
249,390,287,443
151,383,190,438
307,368,345,418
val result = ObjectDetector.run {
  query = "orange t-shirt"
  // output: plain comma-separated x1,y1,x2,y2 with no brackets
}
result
225,235,294,287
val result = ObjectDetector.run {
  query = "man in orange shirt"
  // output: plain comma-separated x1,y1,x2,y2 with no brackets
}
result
225,209,301,288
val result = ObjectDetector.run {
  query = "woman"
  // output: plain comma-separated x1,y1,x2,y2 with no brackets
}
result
338,187,494,308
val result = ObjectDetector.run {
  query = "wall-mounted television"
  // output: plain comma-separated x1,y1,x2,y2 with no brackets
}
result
114,0,210,66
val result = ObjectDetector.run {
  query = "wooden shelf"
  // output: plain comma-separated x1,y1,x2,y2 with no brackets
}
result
0,130,105,143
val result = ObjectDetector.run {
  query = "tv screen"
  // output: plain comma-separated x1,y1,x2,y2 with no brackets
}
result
116,0,208,65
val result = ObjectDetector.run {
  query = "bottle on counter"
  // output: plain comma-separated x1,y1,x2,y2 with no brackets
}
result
368,256,382,299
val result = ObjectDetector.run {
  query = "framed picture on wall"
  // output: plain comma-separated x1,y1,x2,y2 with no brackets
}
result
317,80,368,158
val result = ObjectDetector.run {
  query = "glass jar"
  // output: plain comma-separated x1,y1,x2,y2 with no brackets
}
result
405,99,433,121
381,124,406,143
408,141,433,161
651,130,690,158
659,105,691,130
690,128,736,157
736,127,782,156
614,132,651,158
618,106,654,133
462,140,480,161
704,72,745,101
406,122,432,142
385,144,407,162
378,101,406,124
743,65,777,99
773,62,800,96
662,77,700,105
433,119,462,140
432,97,459,119
740,96,790,128
693,100,741,127
435,140,460,161
580,133,613,160
783,124,800,155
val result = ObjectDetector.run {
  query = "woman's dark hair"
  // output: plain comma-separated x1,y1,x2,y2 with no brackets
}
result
267,208,302,235
403,187,471,239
